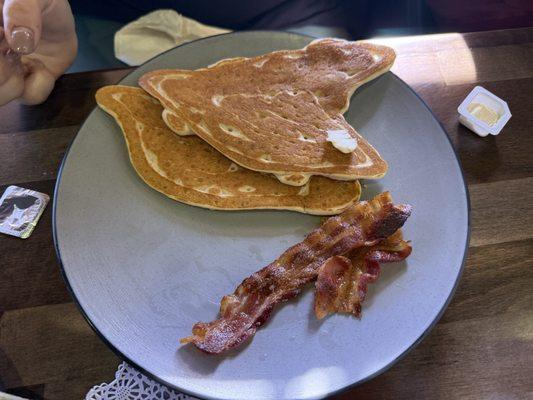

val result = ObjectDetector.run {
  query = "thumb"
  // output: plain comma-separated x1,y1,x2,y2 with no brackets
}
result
3,0,45,54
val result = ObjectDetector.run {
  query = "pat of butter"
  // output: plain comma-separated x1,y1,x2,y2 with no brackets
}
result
467,103,499,126
458,86,511,137
326,129,357,153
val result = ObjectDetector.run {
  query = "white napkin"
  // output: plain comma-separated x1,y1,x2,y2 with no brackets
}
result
114,9,230,66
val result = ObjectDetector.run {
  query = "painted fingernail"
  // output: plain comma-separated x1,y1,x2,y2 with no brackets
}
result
11,26,35,55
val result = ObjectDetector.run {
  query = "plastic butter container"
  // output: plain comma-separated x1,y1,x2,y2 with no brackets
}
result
457,86,511,137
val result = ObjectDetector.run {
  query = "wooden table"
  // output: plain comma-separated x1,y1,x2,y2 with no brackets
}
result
1,28,532,399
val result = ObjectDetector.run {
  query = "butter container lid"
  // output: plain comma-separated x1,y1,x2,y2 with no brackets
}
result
457,86,511,137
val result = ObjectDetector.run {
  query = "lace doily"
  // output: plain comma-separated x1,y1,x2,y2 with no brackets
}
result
86,362,198,400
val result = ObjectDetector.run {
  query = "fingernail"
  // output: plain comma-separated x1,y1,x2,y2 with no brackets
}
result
11,26,35,55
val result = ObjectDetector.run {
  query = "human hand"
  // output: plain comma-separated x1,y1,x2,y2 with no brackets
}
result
0,0,77,105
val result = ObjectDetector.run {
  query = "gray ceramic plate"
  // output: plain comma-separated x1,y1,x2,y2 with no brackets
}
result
54,31,469,400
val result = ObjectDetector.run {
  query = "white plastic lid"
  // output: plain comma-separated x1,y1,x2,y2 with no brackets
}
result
457,86,511,137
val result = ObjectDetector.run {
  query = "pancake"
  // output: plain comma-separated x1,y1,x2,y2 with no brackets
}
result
140,38,395,117
139,39,393,186
95,85,362,215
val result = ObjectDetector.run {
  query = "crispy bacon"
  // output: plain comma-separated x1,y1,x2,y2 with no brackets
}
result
314,230,412,319
180,192,411,354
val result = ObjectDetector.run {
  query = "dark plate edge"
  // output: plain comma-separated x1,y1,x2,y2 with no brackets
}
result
52,30,471,400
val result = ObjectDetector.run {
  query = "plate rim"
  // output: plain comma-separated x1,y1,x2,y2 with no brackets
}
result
52,30,471,400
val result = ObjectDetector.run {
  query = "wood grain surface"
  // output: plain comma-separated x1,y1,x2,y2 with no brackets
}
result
1,28,532,400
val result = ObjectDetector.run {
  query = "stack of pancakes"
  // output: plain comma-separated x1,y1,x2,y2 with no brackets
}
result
96,38,395,215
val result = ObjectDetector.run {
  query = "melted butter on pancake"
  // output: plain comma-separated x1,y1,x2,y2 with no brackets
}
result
327,129,358,153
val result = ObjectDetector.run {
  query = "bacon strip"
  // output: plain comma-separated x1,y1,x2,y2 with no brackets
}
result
314,230,412,319
180,192,411,354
